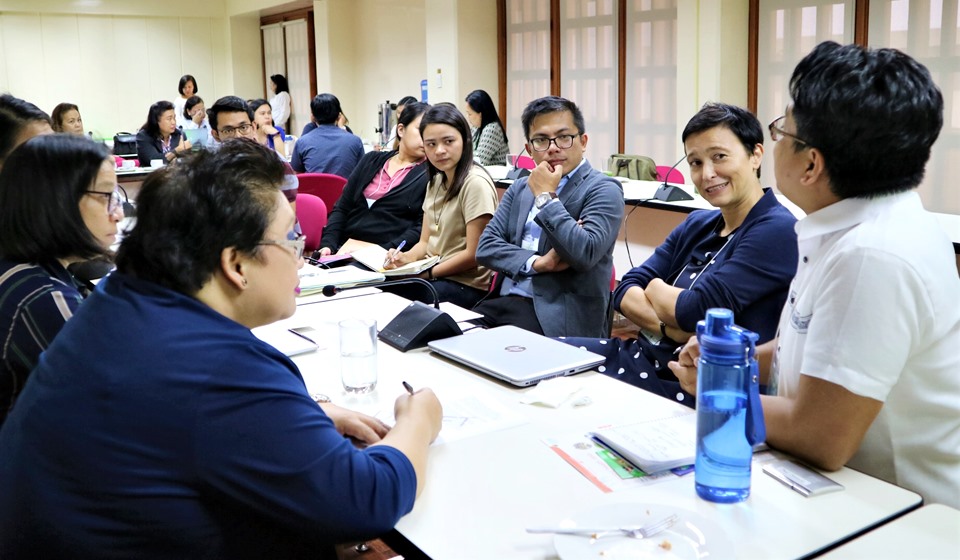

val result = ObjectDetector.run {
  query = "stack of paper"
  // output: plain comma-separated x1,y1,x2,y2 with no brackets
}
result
589,412,697,474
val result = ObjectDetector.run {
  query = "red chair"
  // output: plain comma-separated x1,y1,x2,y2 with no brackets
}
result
516,155,536,169
656,166,684,184
296,173,347,218
295,193,328,253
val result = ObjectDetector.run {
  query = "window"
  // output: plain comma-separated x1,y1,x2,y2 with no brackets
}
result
754,1,855,189
505,0,552,156
624,0,678,168
502,0,679,170
869,0,959,213
753,0,957,214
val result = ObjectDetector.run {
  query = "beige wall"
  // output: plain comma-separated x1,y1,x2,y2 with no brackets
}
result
310,0,427,141
0,9,235,138
1,0,718,150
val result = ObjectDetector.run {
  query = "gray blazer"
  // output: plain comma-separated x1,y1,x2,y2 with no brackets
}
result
477,161,623,337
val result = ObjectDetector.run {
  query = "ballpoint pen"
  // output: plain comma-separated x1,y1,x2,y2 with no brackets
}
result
384,240,407,268
287,329,318,346
402,381,415,395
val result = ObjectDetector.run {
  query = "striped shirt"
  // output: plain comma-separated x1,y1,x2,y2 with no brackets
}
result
0,259,84,426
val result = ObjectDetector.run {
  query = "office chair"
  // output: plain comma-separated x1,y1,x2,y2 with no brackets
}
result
295,193,328,253
656,166,685,184
296,173,347,218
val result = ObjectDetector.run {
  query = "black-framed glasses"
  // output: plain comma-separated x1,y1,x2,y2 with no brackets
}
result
529,133,581,152
84,185,128,215
218,123,253,138
768,116,811,148
258,232,306,260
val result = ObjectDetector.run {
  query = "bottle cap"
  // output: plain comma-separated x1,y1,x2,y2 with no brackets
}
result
696,308,757,362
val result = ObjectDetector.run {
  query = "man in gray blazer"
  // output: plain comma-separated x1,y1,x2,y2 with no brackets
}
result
475,96,623,337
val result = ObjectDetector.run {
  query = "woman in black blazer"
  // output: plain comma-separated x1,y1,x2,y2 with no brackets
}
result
136,101,191,166
318,102,431,256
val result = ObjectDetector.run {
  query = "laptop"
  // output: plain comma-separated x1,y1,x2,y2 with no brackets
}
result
427,325,605,387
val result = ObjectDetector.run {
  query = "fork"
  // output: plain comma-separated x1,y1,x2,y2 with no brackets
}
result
526,513,679,539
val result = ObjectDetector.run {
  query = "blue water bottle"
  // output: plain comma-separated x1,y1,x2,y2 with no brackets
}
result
694,308,765,503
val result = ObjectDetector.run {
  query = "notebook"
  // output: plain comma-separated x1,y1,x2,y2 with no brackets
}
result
427,326,605,387
351,245,440,277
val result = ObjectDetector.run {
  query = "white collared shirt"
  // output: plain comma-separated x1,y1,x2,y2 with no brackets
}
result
771,190,960,507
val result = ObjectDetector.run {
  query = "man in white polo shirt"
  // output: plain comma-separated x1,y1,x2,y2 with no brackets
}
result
672,41,959,508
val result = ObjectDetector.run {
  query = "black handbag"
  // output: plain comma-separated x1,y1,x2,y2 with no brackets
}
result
112,132,138,157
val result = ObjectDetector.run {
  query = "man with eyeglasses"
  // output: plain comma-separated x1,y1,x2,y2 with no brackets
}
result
291,93,364,179
671,42,960,508
208,95,300,214
475,96,623,337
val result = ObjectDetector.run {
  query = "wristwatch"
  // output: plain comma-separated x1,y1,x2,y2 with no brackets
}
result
535,191,558,209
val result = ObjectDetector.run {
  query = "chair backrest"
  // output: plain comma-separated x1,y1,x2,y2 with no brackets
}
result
656,165,685,184
295,193,328,252
296,173,347,217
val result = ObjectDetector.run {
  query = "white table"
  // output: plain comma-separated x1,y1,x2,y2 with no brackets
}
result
820,504,960,559
284,292,921,559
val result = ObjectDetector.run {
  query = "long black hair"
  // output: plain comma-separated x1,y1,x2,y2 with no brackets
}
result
465,89,505,137
0,94,51,165
419,103,476,203
270,74,289,94
141,100,175,138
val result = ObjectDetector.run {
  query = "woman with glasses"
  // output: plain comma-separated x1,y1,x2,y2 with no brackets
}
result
0,134,123,426
561,103,798,407
0,140,442,558
463,89,510,166
137,100,192,166
384,103,499,308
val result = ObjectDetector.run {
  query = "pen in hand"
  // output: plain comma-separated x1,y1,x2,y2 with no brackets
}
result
384,240,407,268
402,381,415,395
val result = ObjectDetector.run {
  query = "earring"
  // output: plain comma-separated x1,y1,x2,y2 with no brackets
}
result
241,278,248,287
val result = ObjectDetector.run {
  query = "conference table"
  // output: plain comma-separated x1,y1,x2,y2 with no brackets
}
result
819,504,960,559
278,289,922,560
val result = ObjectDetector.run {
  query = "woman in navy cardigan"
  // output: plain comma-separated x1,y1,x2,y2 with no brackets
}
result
317,102,431,256
563,103,798,407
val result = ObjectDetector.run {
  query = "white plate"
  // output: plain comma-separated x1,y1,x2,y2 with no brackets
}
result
553,503,735,560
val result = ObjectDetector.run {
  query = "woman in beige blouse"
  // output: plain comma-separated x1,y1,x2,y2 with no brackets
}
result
385,103,498,308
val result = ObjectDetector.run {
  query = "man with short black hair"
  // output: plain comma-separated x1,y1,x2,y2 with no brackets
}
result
474,96,623,337
291,93,363,178
208,95,298,211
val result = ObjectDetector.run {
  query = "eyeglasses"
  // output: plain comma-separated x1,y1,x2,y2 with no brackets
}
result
85,185,128,215
218,123,253,138
768,116,811,148
529,133,580,152
258,232,306,260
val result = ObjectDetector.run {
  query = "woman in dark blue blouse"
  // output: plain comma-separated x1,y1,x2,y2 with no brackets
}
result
563,103,798,407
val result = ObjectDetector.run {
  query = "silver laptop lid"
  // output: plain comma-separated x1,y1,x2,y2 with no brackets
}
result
427,325,605,387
